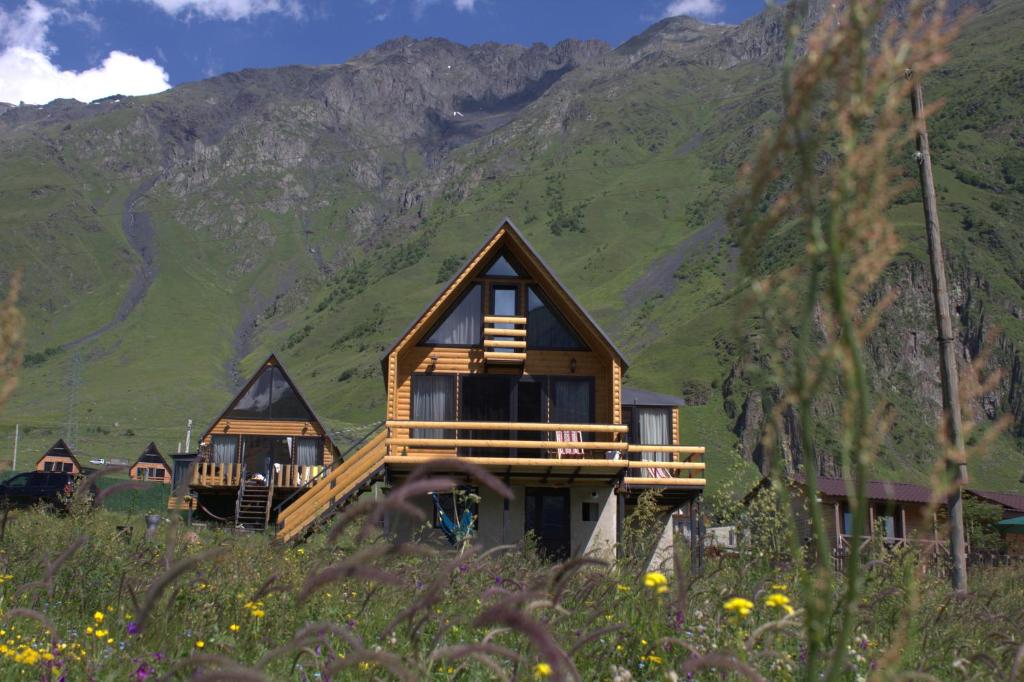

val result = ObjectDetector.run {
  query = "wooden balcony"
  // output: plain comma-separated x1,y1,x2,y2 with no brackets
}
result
482,315,527,365
190,462,325,489
383,420,706,488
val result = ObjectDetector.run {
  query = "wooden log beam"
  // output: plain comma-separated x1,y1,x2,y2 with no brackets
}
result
386,420,629,433
623,477,706,486
484,352,527,362
383,455,625,469
624,461,706,471
625,444,705,455
483,315,527,325
388,437,624,450
483,327,527,337
483,339,527,349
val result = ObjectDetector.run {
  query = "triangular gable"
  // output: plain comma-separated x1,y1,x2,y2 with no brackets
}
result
382,218,629,367
134,442,170,469
200,354,338,449
35,438,82,469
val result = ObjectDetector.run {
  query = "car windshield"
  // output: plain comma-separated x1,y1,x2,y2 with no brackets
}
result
4,474,31,488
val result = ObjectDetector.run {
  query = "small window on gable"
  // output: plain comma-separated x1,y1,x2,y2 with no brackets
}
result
484,252,526,278
527,286,586,350
425,284,482,346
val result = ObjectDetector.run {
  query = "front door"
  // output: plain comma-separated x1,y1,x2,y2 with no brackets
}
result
461,375,513,456
525,487,571,560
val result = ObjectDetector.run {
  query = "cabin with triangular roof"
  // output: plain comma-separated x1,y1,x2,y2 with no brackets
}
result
186,354,342,528
129,442,171,483
35,439,83,475
275,219,706,561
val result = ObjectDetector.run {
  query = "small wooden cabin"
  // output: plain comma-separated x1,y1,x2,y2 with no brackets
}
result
189,354,342,527
129,442,170,483
276,219,706,561
35,439,82,475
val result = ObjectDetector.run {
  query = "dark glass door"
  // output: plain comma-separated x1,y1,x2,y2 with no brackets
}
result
516,380,544,452
525,488,571,560
461,376,513,456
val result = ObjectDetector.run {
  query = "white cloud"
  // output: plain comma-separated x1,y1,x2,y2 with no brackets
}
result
412,0,478,18
663,0,723,19
0,1,170,105
453,0,476,10
139,0,304,21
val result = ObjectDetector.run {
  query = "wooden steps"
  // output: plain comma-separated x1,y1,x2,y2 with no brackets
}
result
275,431,388,543
235,480,272,531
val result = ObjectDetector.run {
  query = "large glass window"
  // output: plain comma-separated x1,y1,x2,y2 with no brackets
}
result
226,366,314,421
295,437,322,467
550,378,594,425
425,285,482,346
527,286,586,350
211,435,238,464
412,375,455,439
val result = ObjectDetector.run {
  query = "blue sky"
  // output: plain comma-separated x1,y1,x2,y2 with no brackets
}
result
0,0,768,105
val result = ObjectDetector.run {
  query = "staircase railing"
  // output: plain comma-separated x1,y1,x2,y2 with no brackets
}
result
275,430,389,542
233,463,248,526
263,468,275,530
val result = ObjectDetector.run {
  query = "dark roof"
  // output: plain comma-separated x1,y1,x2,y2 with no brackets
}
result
803,475,934,505
380,218,630,375
966,489,1024,513
199,353,338,453
622,387,686,408
171,452,198,461
35,438,82,469
133,442,169,468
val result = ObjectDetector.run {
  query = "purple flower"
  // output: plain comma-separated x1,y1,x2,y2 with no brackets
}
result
127,621,141,636
494,576,503,586
135,663,152,680
153,652,165,662
458,563,469,573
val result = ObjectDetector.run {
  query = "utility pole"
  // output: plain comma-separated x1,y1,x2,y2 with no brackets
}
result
184,418,193,453
908,71,969,593
12,424,18,470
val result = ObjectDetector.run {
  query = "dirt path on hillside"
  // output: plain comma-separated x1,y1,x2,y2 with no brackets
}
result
63,176,160,349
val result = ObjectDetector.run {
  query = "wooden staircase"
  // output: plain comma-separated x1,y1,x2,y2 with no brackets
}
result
235,477,274,531
275,430,388,542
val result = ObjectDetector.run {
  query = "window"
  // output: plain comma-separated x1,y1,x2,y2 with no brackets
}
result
527,286,585,350
226,366,314,421
412,374,455,439
484,252,525,278
4,474,31,488
211,435,238,464
295,437,322,467
581,501,599,522
425,284,482,346
636,407,671,463
550,378,594,425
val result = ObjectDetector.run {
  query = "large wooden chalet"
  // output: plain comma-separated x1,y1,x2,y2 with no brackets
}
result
271,219,706,558
35,439,83,475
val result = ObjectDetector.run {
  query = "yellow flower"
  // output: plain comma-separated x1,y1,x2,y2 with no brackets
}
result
229,624,240,632
723,597,754,617
616,584,631,592
296,548,304,555
106,638,114,645
94,630,108,639
647,654,663,664
251,609,265,618
92,611,104,623
771,584,787,591
195,640,205,649
85,627,93,635
656,585,669,594
643,572,668,589
765,593,795,615
534,662,552,678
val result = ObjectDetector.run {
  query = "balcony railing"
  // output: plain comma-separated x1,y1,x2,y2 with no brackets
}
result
482,315,527,364
191,462,325,489
384,420,706,485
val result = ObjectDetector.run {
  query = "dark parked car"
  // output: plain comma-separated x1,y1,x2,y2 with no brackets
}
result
0,471,97,511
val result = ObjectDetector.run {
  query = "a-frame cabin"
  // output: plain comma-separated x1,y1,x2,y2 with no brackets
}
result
187,354,342,529
276,219,705,560
35,439,83,475
129,442,171,483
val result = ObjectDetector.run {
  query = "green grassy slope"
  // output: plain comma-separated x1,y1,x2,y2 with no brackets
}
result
0,1,1022,493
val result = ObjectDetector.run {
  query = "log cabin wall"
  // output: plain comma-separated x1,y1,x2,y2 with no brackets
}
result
35,455,80,474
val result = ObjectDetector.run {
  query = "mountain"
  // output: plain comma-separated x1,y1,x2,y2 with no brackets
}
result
0,0,1021,491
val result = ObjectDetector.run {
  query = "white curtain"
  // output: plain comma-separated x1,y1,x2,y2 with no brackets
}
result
637,408,670,477
427,285,481,345
296,437,320,467
212,435,237,465
412,375,454,439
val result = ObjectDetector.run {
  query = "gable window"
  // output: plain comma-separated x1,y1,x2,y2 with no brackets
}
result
527,286,586,350
484,252,526,278
425,284,482,346
412,374,455,439
226,366,314,421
